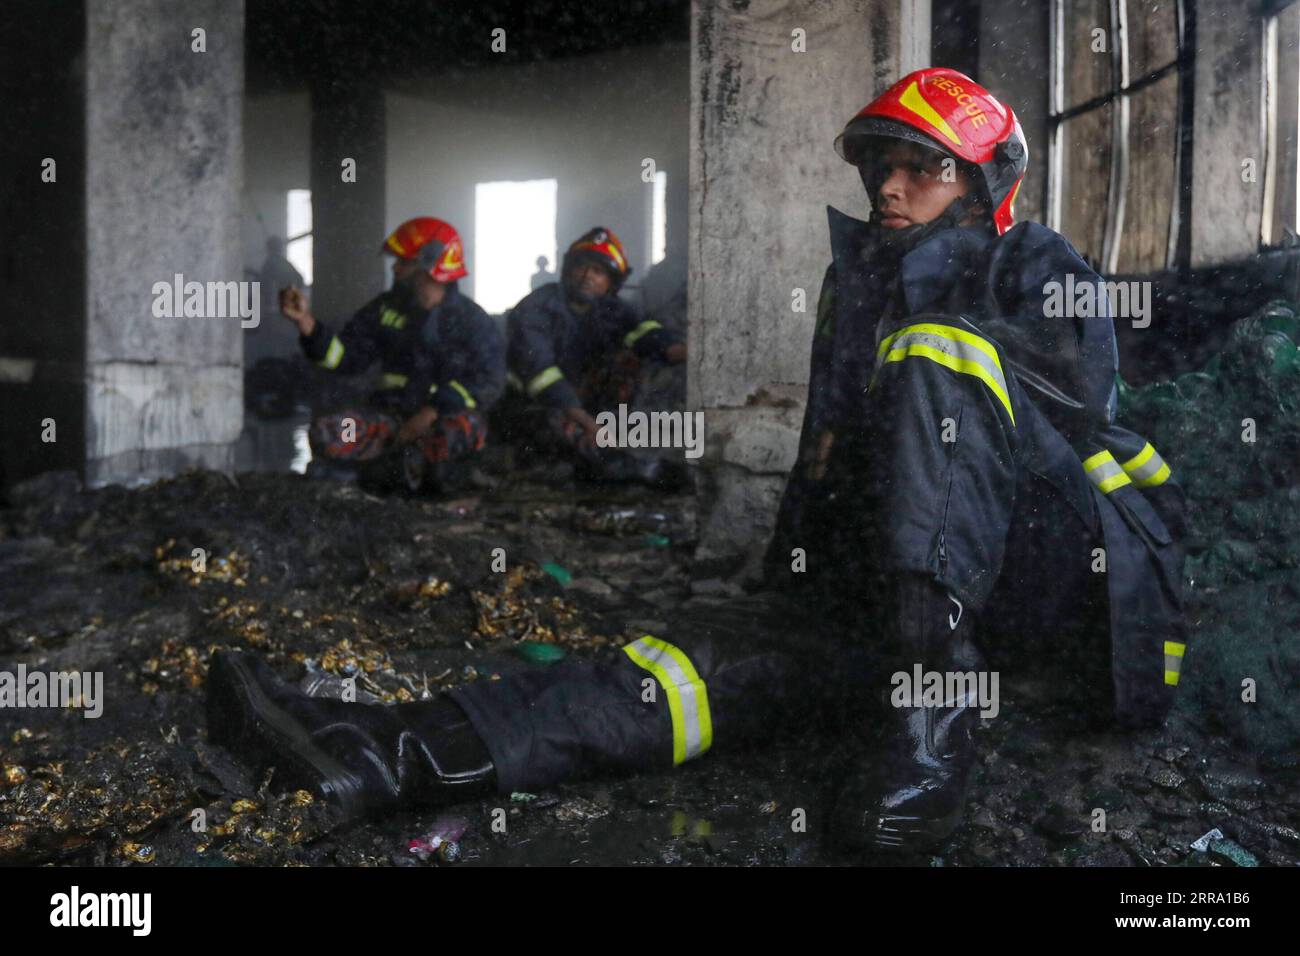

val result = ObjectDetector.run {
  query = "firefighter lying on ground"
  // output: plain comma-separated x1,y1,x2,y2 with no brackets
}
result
208,69,1187,856
282,217,505,493
497,227,687,486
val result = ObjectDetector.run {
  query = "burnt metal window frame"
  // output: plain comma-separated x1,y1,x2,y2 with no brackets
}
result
1046,0,1189,273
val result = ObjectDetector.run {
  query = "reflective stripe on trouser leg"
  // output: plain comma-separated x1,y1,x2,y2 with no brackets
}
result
446,597,830,794
622,636,713,764
1164,640,1185,686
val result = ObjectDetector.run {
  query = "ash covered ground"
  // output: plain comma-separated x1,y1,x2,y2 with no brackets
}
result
3,303,1300,867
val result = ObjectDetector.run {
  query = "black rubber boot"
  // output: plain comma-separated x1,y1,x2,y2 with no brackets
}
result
206,651,497,820
832,575,985,855
354,448,411,492
573,447,687,489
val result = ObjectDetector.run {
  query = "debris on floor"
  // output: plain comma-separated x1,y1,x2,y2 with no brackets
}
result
3,304,1300,865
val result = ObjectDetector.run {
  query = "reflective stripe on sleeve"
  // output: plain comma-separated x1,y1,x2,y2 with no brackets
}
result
1083,449,1132,494
319,336,345,370
1121,442,1172,488
379,372,409,389
1164,640,1185,686
624,320,663,348
871,322,1015,425
448,380,476,408
622,635,713,765
526,365,565,398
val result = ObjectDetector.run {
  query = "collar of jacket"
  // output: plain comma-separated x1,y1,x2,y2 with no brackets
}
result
428,281,463,318
414,282,466,328
547,281,624,325
827,206,999,316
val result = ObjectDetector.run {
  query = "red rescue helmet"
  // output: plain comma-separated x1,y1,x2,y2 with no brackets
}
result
835,68,1028,236
563,227,632,290
382,217,468,283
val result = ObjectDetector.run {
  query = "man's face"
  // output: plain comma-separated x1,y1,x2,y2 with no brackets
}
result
390,258,447,308
565,260,613,300
391,257,423,289
863,141,974,229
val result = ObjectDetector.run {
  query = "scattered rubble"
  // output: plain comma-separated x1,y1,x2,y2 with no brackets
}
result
2,303,1299,864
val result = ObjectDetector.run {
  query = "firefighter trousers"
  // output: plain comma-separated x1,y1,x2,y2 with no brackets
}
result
453,318,1119,793
309,405,487,465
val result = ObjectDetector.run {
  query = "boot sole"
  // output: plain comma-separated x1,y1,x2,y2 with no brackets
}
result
870,807,964,852
207,654,366,819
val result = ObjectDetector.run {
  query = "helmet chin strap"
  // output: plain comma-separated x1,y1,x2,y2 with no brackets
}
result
869,192,986,255
391,274,418,307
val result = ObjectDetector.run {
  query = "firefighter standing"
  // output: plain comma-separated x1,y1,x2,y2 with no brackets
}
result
501,227,687,484
283,217,505,491
209,70,1187,856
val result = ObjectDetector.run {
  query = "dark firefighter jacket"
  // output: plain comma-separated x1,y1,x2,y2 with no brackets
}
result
506,282,681,409
767,206,1188,729
300,284,505,417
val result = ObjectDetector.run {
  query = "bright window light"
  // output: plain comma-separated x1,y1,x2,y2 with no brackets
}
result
651,170,667,266
474,179,557,313
286,189,313,287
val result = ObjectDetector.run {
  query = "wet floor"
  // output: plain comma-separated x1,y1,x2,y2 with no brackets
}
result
233,409,313,475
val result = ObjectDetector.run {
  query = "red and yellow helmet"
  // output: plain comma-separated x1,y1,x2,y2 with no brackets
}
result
563,227,632,289
382,217,468,283
835,68,1028,236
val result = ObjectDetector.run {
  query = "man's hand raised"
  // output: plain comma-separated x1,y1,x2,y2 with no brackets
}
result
279,286,316,336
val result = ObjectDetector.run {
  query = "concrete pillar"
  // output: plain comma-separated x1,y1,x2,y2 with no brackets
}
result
689,0,925,575
84,0,245,486
1190,1,1267,267
0,0,245,488
310,77,387,321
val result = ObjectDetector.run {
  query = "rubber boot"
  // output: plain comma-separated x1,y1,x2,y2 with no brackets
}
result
574,447,688,490
832,575,985,855
353,447,403,494
206,651,497,820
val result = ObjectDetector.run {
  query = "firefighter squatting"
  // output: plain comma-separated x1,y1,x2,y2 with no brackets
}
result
204,67,1189,857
